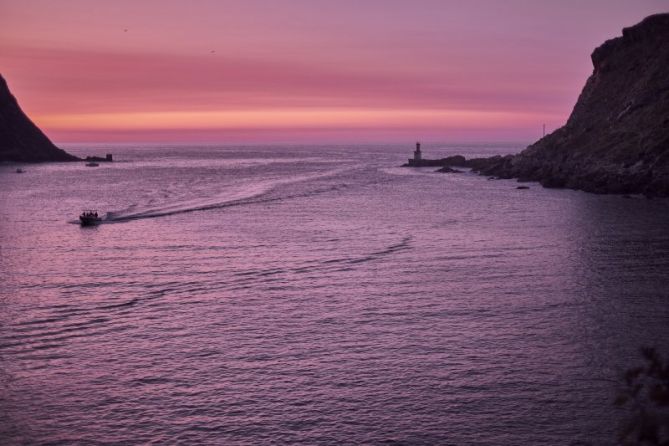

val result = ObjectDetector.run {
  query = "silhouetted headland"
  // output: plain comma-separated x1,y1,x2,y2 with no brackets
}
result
0,74,80,163
405,14,669,197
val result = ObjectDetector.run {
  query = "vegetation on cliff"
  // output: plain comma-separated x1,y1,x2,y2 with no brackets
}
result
616,348,669,445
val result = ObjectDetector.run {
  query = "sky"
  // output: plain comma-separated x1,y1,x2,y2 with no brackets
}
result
1,0,667,144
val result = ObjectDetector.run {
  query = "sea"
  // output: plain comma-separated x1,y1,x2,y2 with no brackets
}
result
1,143,668,445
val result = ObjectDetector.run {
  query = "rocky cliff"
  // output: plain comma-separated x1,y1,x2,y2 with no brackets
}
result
0,74,79,163
454,14,669,196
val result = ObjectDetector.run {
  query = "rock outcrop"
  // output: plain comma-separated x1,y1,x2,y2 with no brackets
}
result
0,74,79,163
445,14,669,196
435,165,463,173
402,155,466,168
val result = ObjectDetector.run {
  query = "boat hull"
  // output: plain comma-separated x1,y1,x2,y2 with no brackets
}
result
79,216,102,226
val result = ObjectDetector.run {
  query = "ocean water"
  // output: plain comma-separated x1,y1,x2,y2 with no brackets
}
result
1,144,668,445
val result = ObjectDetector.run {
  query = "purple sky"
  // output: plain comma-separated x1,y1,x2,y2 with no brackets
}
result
1,0,667,143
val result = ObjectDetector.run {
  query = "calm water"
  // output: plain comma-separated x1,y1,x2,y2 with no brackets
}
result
1,144,668,445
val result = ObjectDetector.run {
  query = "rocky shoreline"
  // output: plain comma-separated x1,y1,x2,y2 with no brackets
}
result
410,14,669,197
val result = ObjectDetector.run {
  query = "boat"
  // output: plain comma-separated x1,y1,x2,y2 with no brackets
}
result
15,168,25,173
85,162,99,167
79,210,102,226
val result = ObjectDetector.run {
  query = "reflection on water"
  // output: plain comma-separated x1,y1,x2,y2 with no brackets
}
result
1,144,668,445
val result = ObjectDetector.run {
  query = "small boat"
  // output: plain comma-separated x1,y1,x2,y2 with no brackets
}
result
86,162,99,167
79,210,102,226
15,168,25,173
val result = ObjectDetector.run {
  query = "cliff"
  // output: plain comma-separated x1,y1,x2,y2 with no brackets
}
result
451,14,669,196
0,74,79,162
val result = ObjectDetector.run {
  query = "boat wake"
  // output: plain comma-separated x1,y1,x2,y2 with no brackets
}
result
105,182,270,222
103,167,351,223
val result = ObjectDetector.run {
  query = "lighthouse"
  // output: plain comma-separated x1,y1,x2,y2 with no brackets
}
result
413,142,422,161
407,142,423,166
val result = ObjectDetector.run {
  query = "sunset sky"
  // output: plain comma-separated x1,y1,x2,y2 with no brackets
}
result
1,0,667,144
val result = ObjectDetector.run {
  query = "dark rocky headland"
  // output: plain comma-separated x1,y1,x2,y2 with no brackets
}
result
0,74,79,163
416,14,669,197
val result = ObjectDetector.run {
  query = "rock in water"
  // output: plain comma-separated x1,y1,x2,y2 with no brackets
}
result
436,166,463,173
468,14,669,197
0,74,79,162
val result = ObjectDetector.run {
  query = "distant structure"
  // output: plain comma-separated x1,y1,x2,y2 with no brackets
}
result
407,142,422,166
403,142,465,168
84,153,113,162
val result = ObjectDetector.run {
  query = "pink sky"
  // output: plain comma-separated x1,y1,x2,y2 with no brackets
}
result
1,0,667,144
